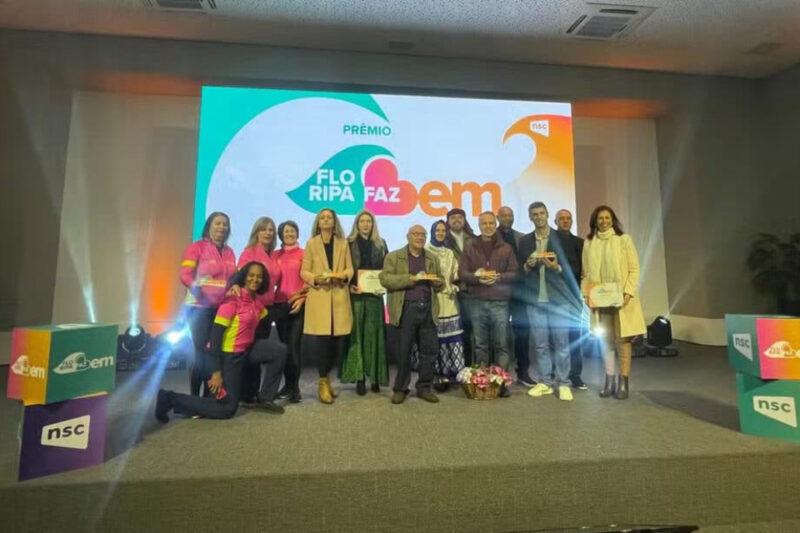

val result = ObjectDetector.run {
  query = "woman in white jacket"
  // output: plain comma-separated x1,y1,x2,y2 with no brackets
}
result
581,206,646,400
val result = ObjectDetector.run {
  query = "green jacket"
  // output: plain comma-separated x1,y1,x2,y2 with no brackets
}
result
380,246,443,327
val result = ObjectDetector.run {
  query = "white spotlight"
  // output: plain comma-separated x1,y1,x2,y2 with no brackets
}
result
592,326,606,337
165,329,185,346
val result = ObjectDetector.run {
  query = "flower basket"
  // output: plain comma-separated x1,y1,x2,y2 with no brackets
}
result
457,365,513,401
462,382,500,400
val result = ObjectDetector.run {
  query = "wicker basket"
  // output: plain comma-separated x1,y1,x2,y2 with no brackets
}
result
462,382,500,400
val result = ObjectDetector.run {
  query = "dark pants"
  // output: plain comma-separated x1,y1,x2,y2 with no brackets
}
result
303,334,345,377
169,338,287,419
567,327,584,384
457,291,474,366
393,300,437,393
275,303,304,391
187,306,217,396
511,298,530,376
242,309,276,402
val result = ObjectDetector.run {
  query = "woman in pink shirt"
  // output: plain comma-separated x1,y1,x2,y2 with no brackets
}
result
273,220,307,403
179,212,237,396
238,217,282,402
157,261,287,421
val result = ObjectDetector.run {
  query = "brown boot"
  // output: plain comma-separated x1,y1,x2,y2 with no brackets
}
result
318,377,334,404
615,375,629,400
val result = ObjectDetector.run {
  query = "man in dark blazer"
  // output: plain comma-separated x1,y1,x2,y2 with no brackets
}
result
555,209,588,391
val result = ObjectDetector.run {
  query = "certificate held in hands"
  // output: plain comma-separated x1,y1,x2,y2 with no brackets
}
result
357,270,385,294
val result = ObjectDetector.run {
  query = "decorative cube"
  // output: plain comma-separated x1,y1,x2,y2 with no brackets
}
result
725,314,800,380
18,394,108,480
8,323,117,405
736,373,800,442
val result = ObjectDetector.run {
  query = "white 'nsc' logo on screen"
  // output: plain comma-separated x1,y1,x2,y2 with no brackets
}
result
41,415,91,449
53,352,114,375
733,333,753,360
753,396,797,428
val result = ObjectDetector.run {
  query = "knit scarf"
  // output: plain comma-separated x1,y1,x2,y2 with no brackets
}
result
587,228,622,284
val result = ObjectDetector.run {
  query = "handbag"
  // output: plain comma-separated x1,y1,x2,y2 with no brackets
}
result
589,282,623,308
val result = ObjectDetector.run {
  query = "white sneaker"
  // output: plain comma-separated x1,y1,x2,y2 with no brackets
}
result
558,386,573,401
528,383,554,397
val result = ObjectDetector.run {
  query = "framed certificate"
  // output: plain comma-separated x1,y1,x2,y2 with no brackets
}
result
357,270,385,293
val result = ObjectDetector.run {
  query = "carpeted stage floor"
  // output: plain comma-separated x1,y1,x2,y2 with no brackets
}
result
2,341,800,532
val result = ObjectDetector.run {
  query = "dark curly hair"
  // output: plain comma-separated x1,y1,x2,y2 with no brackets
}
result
227,261,270,295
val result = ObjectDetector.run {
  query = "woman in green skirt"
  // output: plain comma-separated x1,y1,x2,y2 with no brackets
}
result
341,210,389,394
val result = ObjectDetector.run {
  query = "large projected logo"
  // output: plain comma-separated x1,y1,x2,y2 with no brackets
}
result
196,87,575,251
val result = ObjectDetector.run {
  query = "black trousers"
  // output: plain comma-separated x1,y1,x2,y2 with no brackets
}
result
457,292,474,366
242,310,276,402
303,334,345,378
510,297,530,376
275,303,304,391
187,306,217,396
169,338,287,419
393,300,437,393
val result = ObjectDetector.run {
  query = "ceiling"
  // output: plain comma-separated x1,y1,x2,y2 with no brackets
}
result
1,0,799,78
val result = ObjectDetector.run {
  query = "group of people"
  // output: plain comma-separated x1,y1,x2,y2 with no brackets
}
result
155,201,646,422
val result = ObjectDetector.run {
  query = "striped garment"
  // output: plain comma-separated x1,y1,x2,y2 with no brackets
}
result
179,239,237,308
214,291,268,353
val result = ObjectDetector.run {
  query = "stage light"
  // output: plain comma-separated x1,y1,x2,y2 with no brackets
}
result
646,316,678,356
164,328,187,346
121,325,148,354
592,326,606,337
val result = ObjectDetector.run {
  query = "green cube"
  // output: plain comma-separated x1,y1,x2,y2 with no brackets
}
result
736,373,800,442
725,314,800,380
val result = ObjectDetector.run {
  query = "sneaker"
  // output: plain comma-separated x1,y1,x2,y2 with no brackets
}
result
499,384,511,398
155,389,171,423
391,391,407,404
527,383,554,397
517,372,536,387
571,379,589,391
558,386,574,401
288,389,302,403
277,386,290,400
417,391,440,403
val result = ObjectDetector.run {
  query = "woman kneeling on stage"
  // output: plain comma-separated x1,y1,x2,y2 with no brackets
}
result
156,262,287,421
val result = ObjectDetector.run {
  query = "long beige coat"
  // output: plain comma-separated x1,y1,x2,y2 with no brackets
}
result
581,233,646,338
301,235,354,336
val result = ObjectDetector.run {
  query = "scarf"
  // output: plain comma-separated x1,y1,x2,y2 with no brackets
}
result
587,228,622,284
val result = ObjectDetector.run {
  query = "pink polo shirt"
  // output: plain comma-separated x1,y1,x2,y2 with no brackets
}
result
179,239,237,308
274,245,305,303
213,291,268,354
238,246,281,306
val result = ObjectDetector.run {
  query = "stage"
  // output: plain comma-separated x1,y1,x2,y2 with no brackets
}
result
2,342,800,532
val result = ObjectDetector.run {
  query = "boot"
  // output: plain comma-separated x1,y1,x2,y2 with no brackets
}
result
356,379,367,396
599,374,615,398
318,377,334,404
615,375,629,400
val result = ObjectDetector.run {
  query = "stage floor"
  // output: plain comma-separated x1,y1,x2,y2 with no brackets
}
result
3,342,800,532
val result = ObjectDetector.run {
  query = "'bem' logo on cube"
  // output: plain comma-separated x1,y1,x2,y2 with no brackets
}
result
19,395,107,480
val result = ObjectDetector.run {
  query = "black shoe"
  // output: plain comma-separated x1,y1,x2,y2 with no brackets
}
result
571,378,589,391
240,396,258,407
288,389,302,403
258,400,286,414
356,379,367,396
615,376,629,400
391,391,407,404
371,382,380,393
277,386,291,400
417,391,440,403
499,384,511,398
155,389,171,423
433,377,450,393
517,372,536,387
599,374,615,398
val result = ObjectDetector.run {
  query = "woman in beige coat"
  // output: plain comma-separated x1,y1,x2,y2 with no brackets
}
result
301,208,354,404
581,205,646,400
